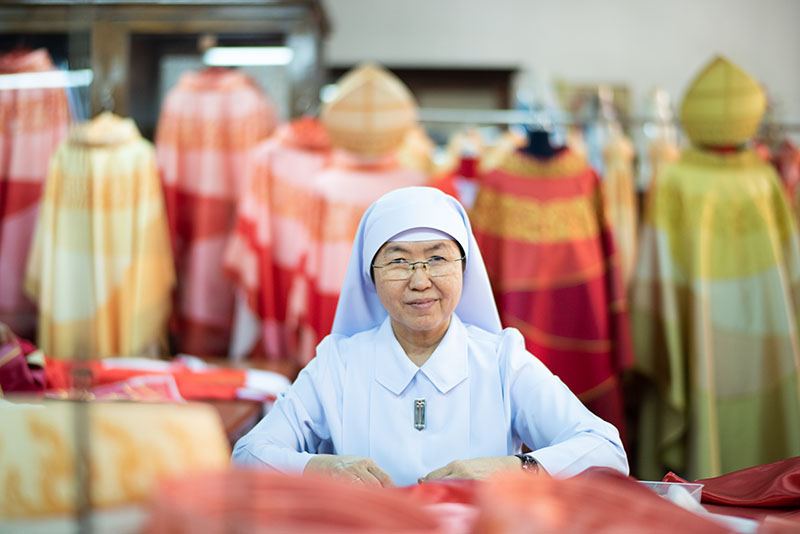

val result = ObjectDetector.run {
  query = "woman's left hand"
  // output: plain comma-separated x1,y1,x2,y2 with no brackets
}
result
418,456,522,483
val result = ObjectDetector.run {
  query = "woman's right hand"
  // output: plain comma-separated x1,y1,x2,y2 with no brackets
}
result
304,454,395,488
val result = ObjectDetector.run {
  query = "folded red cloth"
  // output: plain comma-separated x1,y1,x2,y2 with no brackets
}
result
663,456,800,508
45,358,249,401
0,326,45,393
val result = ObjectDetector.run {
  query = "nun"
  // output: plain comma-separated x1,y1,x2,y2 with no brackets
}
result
232,187,628,487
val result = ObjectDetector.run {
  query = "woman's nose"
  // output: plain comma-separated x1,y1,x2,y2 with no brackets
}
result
407,265,432,288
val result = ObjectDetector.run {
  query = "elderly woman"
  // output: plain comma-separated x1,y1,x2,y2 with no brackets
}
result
233,187,628,487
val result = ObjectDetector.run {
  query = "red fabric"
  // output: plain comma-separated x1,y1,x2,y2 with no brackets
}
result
428,172,460,201
146,470,440,533
44,357,248,401
662,456,800,508
472,150,633,437
396,479,480,506
473,468,729,533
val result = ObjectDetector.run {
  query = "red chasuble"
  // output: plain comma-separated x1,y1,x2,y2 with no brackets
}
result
0,49,70,339
471,148,633,435
155,68,276,357
224,117,331,362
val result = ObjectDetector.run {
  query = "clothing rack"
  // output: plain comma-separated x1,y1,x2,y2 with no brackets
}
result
417,107,800,132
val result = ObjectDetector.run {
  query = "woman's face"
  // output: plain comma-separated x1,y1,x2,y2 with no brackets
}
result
372,239,463,342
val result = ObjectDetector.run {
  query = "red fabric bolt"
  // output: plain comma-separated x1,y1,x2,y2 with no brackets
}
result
145,469,441,533
473,468,730,534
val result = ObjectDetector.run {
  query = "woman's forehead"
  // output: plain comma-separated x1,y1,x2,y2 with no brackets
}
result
377,239,459,256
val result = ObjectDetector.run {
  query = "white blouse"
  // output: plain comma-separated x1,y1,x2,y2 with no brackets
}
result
232,314,628,487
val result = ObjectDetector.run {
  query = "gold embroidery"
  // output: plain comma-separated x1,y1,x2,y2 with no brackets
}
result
495,149,589,178
28,414,73,515
471,188,600,244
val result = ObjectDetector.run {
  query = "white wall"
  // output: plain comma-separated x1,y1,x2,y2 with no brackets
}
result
323,0,800,127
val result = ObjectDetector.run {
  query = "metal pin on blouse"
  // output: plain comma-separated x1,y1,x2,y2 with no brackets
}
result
414,399,426,431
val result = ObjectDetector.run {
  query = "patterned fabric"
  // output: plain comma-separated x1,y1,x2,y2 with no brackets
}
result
0,49,71,339
471,148,633,435
631,147,800,480
292,151,428,365
602,134,638,289
224,117,330,361
24,113,174,359
156,68,276,357
0,401,230,519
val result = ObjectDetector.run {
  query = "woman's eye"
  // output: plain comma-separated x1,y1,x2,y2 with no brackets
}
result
428,256,446,264
387,259,408,265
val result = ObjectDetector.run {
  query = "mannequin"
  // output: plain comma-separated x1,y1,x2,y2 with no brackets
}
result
289,64,428,366
632,55,800,480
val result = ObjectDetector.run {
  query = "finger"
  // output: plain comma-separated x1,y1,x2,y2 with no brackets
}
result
367,464,396,488
420,465,453,482
354,469,383,487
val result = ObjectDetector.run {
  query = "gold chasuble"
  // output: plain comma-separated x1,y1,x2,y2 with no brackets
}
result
602,134,638,290
631,56,800,480
24,113,175,359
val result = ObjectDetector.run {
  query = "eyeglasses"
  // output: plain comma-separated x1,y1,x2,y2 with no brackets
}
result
372,255,465,281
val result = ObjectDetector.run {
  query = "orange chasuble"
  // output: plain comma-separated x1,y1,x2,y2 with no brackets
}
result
293,151,428,365
471,148,633,435
224,117,331,362
155,68,276,357
0,49,70,339
24,113,174,359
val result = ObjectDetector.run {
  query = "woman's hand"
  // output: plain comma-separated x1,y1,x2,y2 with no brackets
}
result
418,456,524,483
304,454,396,487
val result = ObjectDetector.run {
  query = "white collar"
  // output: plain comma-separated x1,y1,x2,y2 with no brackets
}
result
374,314,468,395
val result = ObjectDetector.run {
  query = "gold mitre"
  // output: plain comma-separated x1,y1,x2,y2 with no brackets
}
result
680,55,766,147
322,63,418,157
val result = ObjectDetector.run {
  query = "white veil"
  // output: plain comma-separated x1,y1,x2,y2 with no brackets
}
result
330,186,501,336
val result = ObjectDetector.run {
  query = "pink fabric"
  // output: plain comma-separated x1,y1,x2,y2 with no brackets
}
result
0,49,70,339
224,118,331,361
155,67,276,356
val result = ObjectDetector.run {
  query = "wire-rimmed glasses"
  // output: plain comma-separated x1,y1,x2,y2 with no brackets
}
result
372,255,465,281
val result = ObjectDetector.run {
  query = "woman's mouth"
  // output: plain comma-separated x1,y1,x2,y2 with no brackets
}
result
407,298,437,309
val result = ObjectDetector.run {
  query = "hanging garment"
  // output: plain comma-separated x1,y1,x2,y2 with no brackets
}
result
292,151,428,365
644,137,681,191
0,49,71,339
631,148,800,480
470,147,633,436
156,67,276,357
632,55,800,481
224,116,331,361
635,87,681,193
602,133,638,289
24,112,174,359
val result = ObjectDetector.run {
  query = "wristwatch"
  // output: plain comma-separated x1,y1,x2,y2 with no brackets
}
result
515,453,540,473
